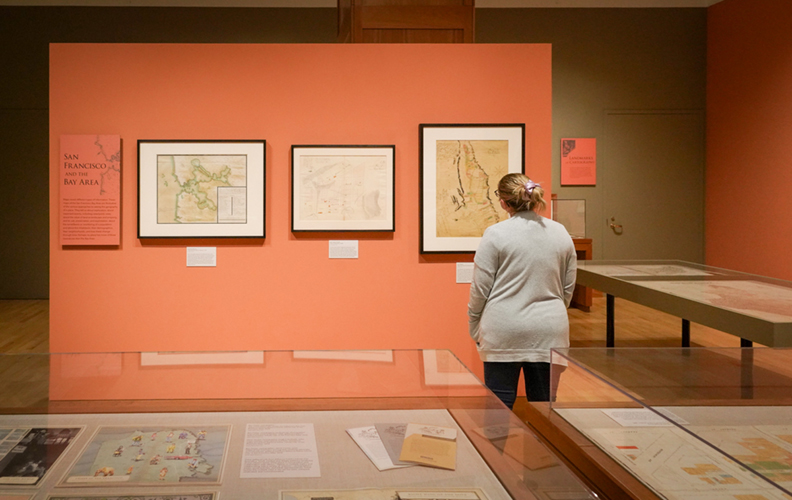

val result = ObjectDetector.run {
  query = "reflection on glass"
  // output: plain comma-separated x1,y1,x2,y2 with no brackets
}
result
550,347,792,499
552,199,585,238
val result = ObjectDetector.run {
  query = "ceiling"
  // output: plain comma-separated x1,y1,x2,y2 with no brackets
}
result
0,0,726,7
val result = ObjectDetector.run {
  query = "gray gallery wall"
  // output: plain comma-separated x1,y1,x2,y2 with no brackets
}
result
478,8,707,262
0,6,707,299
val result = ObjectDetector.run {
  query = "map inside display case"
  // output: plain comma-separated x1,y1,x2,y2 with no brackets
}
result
546,347,792,500
0,350,596,500
576,260,792,346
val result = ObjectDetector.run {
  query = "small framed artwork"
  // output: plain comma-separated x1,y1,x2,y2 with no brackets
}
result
420,124,525,253
291,145,395,232
138,140,265,238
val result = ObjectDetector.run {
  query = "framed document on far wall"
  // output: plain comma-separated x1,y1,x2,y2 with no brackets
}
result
138,140,265,239
420,124,525,253
291,145,395,232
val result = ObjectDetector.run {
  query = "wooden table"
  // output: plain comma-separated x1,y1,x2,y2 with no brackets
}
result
571,238,593,311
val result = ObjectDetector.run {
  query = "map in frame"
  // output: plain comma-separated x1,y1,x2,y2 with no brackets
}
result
435,140,509,238
157,154,248,225
138,140,265,239
291,146,395,232
420,124,525,253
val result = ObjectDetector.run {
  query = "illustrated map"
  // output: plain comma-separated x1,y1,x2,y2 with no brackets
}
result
297,153,390,223
63,426,229,486
158,155,247,224
584,425,792,500
435,140,509,238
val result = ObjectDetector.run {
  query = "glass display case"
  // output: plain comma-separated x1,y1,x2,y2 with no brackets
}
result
551,199,586,239
0,349,595,500
542,347,792,500
576,260,792,347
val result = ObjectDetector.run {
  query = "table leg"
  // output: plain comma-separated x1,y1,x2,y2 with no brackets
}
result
741,338,753,348
606,294,615,348
682,319,690,348
741,347,754,400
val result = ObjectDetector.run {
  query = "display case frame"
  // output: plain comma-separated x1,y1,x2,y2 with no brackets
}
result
525,347,792,500
0,349,595,500
576,260,792,347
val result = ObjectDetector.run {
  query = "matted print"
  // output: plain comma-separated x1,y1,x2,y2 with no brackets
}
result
291,145,395,232
0,427,82,487
138,140,265,238
420,124,524,253
61,426,230,487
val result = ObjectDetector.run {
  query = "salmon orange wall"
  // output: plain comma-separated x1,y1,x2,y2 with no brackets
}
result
49,44,553,377
707,0,792,280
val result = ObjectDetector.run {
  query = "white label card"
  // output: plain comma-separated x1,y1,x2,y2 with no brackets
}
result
240,423,320,478
329,240,358,259
456,263,474,283
187,247,217,267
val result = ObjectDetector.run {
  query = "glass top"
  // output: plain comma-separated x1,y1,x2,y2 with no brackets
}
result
0,349,595,500
550,347,792,499
578,259,792,286
578,260,792,327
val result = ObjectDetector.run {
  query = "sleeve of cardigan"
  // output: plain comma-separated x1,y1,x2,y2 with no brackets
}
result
468,232,498,342
562,241,578,308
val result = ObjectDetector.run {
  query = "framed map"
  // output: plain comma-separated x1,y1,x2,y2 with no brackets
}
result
420,124,525,253
138,140,265,238
60,425,230,487
291,145,395,232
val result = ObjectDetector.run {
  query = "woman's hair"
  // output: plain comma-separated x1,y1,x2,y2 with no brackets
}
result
497,173,546,213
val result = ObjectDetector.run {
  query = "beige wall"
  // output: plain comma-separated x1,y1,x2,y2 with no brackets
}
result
477,8,707,261
0,7,707,298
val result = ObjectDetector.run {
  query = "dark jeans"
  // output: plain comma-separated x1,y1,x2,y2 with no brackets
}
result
484,361,558,409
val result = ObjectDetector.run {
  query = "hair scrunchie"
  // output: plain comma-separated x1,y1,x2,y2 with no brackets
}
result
523,180,541,201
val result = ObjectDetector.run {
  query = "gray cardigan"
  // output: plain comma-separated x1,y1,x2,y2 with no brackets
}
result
468,210,577,363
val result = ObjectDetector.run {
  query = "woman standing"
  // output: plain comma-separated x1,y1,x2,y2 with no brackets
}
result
468,173,577,408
